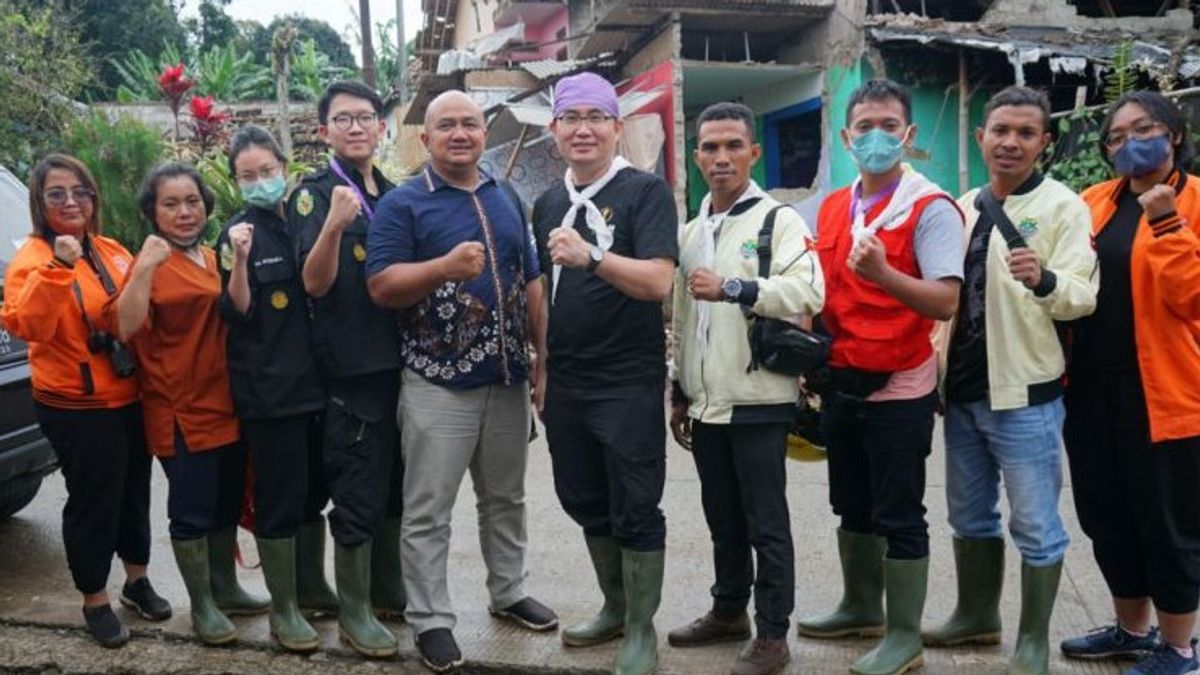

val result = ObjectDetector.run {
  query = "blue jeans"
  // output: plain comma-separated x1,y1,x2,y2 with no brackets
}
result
944,398,1069,566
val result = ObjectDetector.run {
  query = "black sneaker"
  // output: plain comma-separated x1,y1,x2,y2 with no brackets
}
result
119,577,173,621
1061,623,1159,660
489,596,559,631
83,604,129,648
416,628,464,673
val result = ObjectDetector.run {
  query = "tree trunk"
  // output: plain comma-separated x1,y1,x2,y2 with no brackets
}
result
360,0,377,89
273,23,297,158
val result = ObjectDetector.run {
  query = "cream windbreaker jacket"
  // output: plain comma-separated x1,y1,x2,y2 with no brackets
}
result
672,196,825,424
936,176,1098,410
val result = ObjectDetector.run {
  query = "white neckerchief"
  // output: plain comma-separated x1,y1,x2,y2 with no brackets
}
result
691,181,768,349
551,156,633,303
849,165,944,246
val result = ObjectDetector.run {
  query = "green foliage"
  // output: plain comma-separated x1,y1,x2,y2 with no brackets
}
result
290,39,354,101
193,0,238,54
0,0,92,176
110,41,188,102
1104,40,1136,104
1046,112,1111,193
196,44,271,102
374,19,403,90
60,0,188,99
251,15,358,74
63,112,166,251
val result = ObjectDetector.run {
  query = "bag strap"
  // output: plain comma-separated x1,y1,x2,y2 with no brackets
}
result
740,205,790,321
975,185,1027,251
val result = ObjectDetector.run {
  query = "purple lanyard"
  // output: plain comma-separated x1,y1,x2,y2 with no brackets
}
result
329,157,375,221
849,177,901,223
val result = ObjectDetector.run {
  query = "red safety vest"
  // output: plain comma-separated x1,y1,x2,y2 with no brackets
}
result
816,187,951,372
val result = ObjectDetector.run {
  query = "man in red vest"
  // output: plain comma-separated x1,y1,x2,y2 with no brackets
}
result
796,79,964,675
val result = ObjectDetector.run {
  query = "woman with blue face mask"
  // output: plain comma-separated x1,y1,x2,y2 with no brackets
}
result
1061,91,1200,675
214,125,330,652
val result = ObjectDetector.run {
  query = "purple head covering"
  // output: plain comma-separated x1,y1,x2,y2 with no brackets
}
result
552,72,620,119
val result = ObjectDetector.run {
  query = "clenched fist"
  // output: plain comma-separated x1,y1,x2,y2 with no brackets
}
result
53,235,82,266
547,226,591,269
1007,248,1043,289
440,241,486,281
848,234,891,284
1138,183,1177,222
687,268,725,302
326,186,361,232
137,234,172,269
229,222,254,262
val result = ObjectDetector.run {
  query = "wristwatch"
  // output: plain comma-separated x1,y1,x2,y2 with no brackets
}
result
722,277,743,303
586,245,605,273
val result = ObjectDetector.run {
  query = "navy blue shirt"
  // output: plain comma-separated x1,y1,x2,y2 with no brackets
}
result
367,166,540,389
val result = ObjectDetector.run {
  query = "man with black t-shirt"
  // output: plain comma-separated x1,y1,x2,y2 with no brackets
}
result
530,72,678,675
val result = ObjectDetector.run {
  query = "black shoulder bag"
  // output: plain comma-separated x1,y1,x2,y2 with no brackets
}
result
744,205,830,377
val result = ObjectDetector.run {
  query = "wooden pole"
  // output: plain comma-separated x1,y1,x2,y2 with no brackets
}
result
958,50,970,196
504,124,531,179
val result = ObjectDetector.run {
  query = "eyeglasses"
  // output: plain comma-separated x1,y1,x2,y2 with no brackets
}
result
1104,120,1166,150
329,112,379,131
556,112,615,128
236,164,282,184
44,187,95,207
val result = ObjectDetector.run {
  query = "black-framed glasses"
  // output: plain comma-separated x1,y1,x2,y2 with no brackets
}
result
556,112,615,128
44,187,95,207
1104,120,1167,150
330,112,379,131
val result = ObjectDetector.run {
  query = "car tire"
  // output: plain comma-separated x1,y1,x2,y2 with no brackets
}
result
0,473,42,517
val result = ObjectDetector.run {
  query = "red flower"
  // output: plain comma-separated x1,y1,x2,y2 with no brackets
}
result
157,63,195,118
157,63,185,89
189,95,214,120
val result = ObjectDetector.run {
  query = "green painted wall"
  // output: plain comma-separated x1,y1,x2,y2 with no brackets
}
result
826,58,992,198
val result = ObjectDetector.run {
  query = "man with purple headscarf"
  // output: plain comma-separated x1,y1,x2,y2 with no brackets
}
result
530,71,679,675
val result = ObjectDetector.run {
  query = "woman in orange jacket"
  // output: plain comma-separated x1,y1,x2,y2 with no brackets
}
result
0,154,171,647
113,163,265,647
1061,91,1200,675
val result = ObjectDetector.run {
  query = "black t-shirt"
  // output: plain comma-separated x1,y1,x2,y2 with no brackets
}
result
945,173,1044,403
217,207,324,419
1071,185,1142,370
287,162,401,379
531,167,678,389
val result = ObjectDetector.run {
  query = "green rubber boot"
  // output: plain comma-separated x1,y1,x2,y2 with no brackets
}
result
1007,560,1062,675
613,548,663,675
796,529,886,639
562,535,625,647
370,517,406,621
296,518,339,616
922,537,1004,646
257,536,320,652
335,541,398,657
851,557,929,675
170,538,237,645
207,526,270,616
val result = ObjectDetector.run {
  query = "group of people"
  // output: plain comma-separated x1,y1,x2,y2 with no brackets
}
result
3,68,1199,675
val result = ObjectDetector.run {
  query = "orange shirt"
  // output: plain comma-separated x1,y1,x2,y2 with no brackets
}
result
1081,171,1200,443
2,235,140,409
126,247,239,457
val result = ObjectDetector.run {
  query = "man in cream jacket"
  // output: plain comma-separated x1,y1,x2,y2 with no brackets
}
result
924,86,1098,675
669,101,824,675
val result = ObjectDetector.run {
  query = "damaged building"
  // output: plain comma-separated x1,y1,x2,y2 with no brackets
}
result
404,0,1200,216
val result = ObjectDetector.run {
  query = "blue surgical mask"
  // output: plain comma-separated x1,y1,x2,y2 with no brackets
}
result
241,175,287,209
1113,135,1172,178
850,128,907,175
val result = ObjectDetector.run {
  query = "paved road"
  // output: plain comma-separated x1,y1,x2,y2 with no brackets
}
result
0,419,1123,674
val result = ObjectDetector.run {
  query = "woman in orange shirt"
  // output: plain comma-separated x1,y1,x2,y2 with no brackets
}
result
2,154,171,647
1061,91,1200,675
112,163,259,647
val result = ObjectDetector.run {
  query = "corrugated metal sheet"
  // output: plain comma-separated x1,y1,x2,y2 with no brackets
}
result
520,59,587,80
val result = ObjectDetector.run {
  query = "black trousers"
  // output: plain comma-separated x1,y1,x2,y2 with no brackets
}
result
244,412,327,539
34,402,152,595
324,371,402,547
1064,366,1200,614
159,428,243,540
692,420,794,638
545,380,666,552
822,391,936,560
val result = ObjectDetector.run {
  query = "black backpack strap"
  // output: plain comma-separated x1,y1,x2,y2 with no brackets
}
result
975,186,1027,250
757,205,789,279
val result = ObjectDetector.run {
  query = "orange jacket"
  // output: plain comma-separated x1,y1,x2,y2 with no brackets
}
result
2,235,139,409
1081,171,1200,442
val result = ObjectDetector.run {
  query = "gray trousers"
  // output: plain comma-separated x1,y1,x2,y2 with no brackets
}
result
398,369,530,633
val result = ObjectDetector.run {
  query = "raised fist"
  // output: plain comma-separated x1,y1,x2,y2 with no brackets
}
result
440,241,486,281
327,186,361,232
138,234,172,269
229,222,254,261
1138,183,1178,222
53,235,82,266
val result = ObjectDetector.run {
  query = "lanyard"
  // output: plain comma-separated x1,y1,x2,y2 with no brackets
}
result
849,177,900,223
329,156,375,221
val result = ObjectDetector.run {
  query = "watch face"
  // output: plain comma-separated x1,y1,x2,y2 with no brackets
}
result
723,278,740,296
